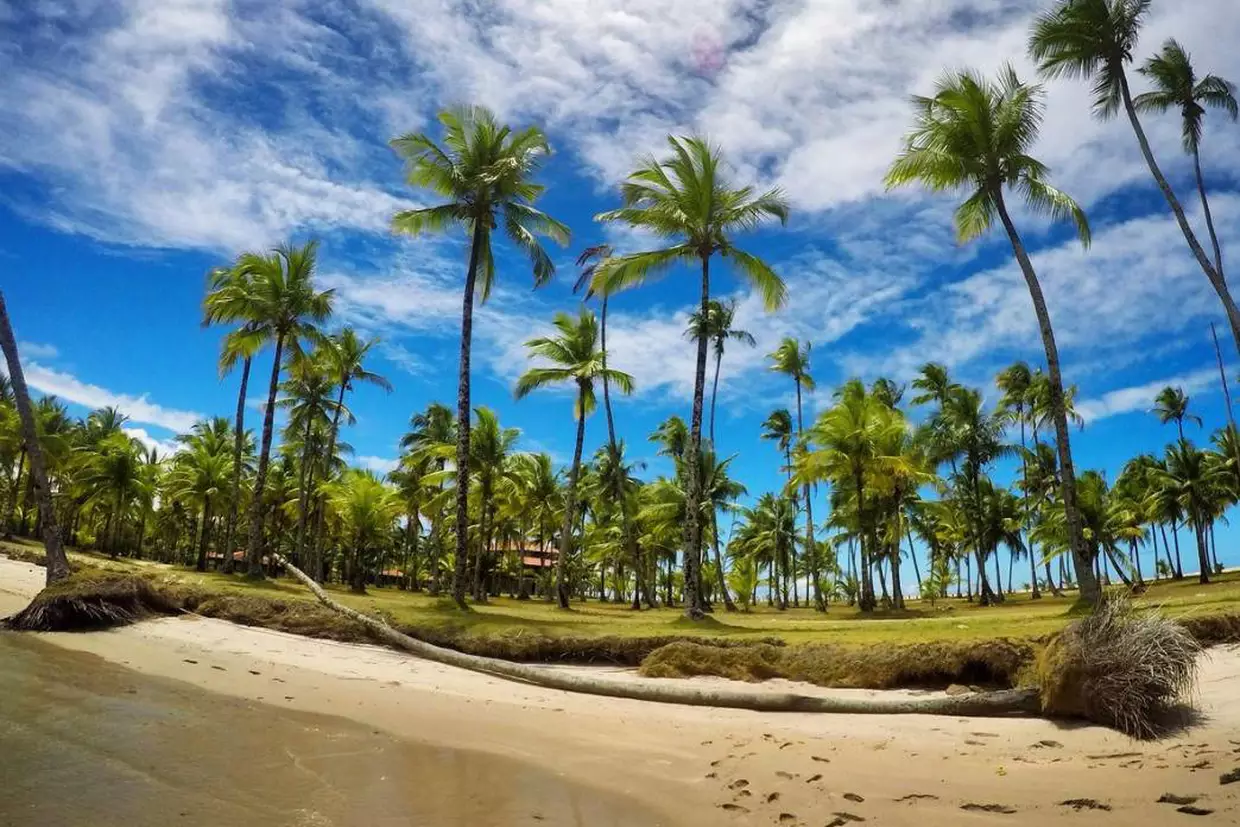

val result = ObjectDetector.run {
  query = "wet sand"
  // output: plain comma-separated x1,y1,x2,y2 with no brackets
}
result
0,633,664,827
4,556,1240,825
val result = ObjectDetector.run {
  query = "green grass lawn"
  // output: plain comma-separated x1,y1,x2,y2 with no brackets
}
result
7,537,1239,648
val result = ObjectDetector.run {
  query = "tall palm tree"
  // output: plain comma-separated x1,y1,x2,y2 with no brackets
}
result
1135,40,1238,279
596,135,789,619
1152,385,1202,441
237,241,334,579
168,423,233,572
203,261,263,574
79,431,145,556
996,361,1041,598
688,298,756,445
463,408,519,602
515,309,634,608
0,292,69,583
1158,439,1225,583
886,66,1101,607
400,402,456,595
309,327,391,579
391,106,570,609
769,337,822,610
1029,0,1240,356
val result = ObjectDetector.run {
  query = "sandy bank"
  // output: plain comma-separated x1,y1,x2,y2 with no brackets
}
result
4,556,1240,825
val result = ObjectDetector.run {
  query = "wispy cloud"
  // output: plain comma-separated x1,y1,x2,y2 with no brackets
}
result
17,341,58,361
357,455,399,474
21,362,202,432
1076,367,1220,425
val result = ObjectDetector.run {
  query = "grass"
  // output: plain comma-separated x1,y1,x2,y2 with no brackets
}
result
4,538,1240,690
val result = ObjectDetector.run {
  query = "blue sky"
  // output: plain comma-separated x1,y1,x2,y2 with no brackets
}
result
3,0,1240,580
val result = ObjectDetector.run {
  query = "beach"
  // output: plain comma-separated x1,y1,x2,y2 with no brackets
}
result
3,556,1239,825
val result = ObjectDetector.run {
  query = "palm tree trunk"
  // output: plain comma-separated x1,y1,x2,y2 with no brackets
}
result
793,379,824,612
111,488,124,557
906,524,922,595
293,409,316,566
680,253,712,620
711,511,737,611
245,331,285,579
994,192,1100,606
1194,519,1211,584
555,386,588,609
4,447,24,539
0,295,69,583
1192,147,1225,279
710,348,722,446
1131,539,1144,586
1209,521,1220,575
1017,412,1040,599
473,485,491,603
1119,71,1240,356
1170,519,1184,579
220,356,251,576
195,496,213,572
853,466,876,611
452,227,485,610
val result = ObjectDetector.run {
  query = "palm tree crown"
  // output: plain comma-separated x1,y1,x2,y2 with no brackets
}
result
1135,40,1238,154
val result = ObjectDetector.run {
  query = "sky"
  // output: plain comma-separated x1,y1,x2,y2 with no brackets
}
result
3,0,1240,582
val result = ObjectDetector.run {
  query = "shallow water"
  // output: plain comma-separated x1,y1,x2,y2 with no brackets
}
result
0,633,669,826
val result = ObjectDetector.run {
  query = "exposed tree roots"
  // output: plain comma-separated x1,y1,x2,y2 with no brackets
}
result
3,574,177,631
275,554,1042,717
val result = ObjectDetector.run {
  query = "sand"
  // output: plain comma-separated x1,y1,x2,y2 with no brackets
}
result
4,556,1240,825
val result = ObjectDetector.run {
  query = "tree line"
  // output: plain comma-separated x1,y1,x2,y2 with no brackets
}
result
0,0,1234,612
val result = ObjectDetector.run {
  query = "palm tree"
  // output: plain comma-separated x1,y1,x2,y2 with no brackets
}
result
574,245,654,609
323,470,401,594
168,423,233,572
391,106,570,609
400,402,457,595
309,328,391,579
1135,40,1238,279
1029,1,1240,356
596,135,789,619
236,241,334,579
769,337,823,610
1158,439,1225,583
996,361,1041,598
886,66,1101,607
732,493,798,610
1152,385,1202,442
515,309,634,608
203,260,263,574
0,292,69,583
689,298,756,445
79,431,145,556
699,449,746,612
463,407,519,602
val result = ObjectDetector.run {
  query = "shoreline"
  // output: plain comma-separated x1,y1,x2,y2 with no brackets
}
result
5,557,1240,825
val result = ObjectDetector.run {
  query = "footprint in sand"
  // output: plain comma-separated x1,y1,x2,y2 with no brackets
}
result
765,792,780,803
717,803,748,813
1157,793,1200,806
811,755,831,763
1176,806,1214,816
1059,798,1112,812
1031,740,1062,749
728,779,749,791
842,793,864,803
960,803,1016,814
806,774,823,783
1220,768,1240,785
895,794,939,803
777,814,797,824
832,813,865,823
775,771,797,780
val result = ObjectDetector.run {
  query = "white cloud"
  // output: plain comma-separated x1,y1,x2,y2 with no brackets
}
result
17,341,58,361
357,455,398,474
123,426,182,457
1076,367,1219,425
21,362,202,432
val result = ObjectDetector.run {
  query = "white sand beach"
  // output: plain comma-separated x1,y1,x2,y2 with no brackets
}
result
4,556,1239,825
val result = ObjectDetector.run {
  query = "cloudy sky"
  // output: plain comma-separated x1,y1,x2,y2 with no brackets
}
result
3,0,1239,572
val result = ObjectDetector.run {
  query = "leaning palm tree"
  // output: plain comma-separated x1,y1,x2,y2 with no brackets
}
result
689,298,756,445
237,241,334,579
391,105,570,609
769,337,822,610
885,66,1101,606
1134,39,1237,278
515,309,634,608
1029,0,1240,355
1152,385,1202,442
202,260,262,574
0,292,69,583
596,135,789,618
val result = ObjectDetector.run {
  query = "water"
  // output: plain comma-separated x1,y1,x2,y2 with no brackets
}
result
0,633,667,826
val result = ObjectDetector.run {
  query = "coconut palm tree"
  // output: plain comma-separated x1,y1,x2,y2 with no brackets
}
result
308,328,391,579
1152,385,1202,442
203,261,264,574
688,299,756,445
236,241,334,579
996,361,1041,598
323,469,401,594
515,309,634,608
0,292,69,583
400,402,457,595
167,424,233,572
595,135,789,619
732,492,798,610
768,337,823,610
1029,0,1240,356
1157,439,1225,583
885,66,1101,607
79,431,146,556
461,407,519,602
391,106,570,609
1134,40,1238,278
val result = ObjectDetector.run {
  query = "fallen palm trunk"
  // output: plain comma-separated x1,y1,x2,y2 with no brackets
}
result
275,554,1041,717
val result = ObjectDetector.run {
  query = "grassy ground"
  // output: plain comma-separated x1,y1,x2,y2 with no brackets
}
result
6,537,1239,649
